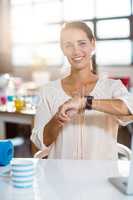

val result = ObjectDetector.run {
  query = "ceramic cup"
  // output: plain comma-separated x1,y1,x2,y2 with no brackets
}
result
11,159,34,188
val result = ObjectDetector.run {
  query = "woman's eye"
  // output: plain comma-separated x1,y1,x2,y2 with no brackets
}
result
79,42,86,46
65,44,72,48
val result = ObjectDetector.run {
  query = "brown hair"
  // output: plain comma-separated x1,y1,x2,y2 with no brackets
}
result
60,21,97,74
60,21,95,42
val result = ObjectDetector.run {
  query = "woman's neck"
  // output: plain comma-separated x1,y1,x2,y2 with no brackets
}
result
69,67,97,85
68,59,97,84
62,66,98,97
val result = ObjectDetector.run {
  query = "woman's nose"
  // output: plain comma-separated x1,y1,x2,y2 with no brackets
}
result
72,45,81,55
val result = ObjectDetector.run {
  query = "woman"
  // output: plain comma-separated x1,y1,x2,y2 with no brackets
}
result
31,21,133,160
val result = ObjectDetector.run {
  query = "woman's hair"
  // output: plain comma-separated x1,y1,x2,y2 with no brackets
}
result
61,21,95,42
60,21,97,74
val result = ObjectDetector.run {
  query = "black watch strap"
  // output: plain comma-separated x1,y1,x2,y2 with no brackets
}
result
85,96,94,110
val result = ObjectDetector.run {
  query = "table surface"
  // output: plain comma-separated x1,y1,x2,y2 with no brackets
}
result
0,159,132,200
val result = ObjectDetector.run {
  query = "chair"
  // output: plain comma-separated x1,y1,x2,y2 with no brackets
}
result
34,148,49,159
117,143,132,160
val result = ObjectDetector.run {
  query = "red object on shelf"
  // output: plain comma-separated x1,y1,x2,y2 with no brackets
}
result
0,96,7,105
110,77,130,89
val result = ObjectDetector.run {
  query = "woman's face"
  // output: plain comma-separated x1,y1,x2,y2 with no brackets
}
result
61,28,95,70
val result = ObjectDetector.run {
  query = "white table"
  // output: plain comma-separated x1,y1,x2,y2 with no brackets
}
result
0,159,133,200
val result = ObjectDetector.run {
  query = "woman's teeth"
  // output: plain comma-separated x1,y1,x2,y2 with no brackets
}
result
73,57,82,62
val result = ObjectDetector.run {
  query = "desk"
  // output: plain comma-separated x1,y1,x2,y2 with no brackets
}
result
0,110,35,139
0,159,132,200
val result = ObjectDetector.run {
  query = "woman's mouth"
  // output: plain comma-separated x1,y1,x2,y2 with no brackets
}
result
72,56,83,63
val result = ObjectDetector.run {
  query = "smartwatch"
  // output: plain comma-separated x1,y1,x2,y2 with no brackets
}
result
85,96,94,110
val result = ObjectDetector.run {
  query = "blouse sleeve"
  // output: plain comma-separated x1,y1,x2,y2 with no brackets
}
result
112,80,133,126
30,87,53,151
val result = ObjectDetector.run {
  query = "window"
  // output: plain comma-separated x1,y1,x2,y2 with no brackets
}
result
12,24,61,44
10,0,62,67
96,0,131,18
34,44,63,66
63,0,95,20
11,4,33,27
96,19,130,39
12,45,33,66
9,0,133,67
33,1,63,23
132,1,133,14
11,0,32,5
95,0,132,66
96,40,131,65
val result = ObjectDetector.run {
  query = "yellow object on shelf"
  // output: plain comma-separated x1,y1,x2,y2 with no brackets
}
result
14,98,26,112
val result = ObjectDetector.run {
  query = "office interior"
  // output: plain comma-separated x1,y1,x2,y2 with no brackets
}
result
0,0,133,158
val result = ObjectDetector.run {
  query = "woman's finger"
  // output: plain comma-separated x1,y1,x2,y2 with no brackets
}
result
66,109,77,117
56,111,70,122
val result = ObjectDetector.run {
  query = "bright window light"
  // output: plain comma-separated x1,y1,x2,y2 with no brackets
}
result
96,40,131,65
33,1,63,23
132,0,133,14
11,5,33,27
34,44,63,66
33,0,50,2
97,19,130,38
12,46,33,66
12,24,61,44
12,44,63,66
63,0,95,20
12,27,34,44
96,0,131,18
11,0,32,5
33,24,61,43
10,0,133,67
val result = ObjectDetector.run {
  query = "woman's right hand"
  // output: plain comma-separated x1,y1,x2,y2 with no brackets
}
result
56,96,86,126
55,109,72,127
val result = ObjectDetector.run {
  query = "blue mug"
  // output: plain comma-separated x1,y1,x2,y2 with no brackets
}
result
0,140,14,166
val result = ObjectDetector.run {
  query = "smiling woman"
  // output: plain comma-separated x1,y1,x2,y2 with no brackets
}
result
60,22,95,73
31,21,133,160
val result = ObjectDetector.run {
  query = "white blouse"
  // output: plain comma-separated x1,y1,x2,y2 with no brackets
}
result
31,78,133,160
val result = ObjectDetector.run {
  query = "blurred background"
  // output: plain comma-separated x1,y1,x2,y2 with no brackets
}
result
0,0,133,157
0,0,133,83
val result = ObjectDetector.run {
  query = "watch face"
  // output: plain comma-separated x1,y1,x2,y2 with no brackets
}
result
87,96,94,99
85,96,93,110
